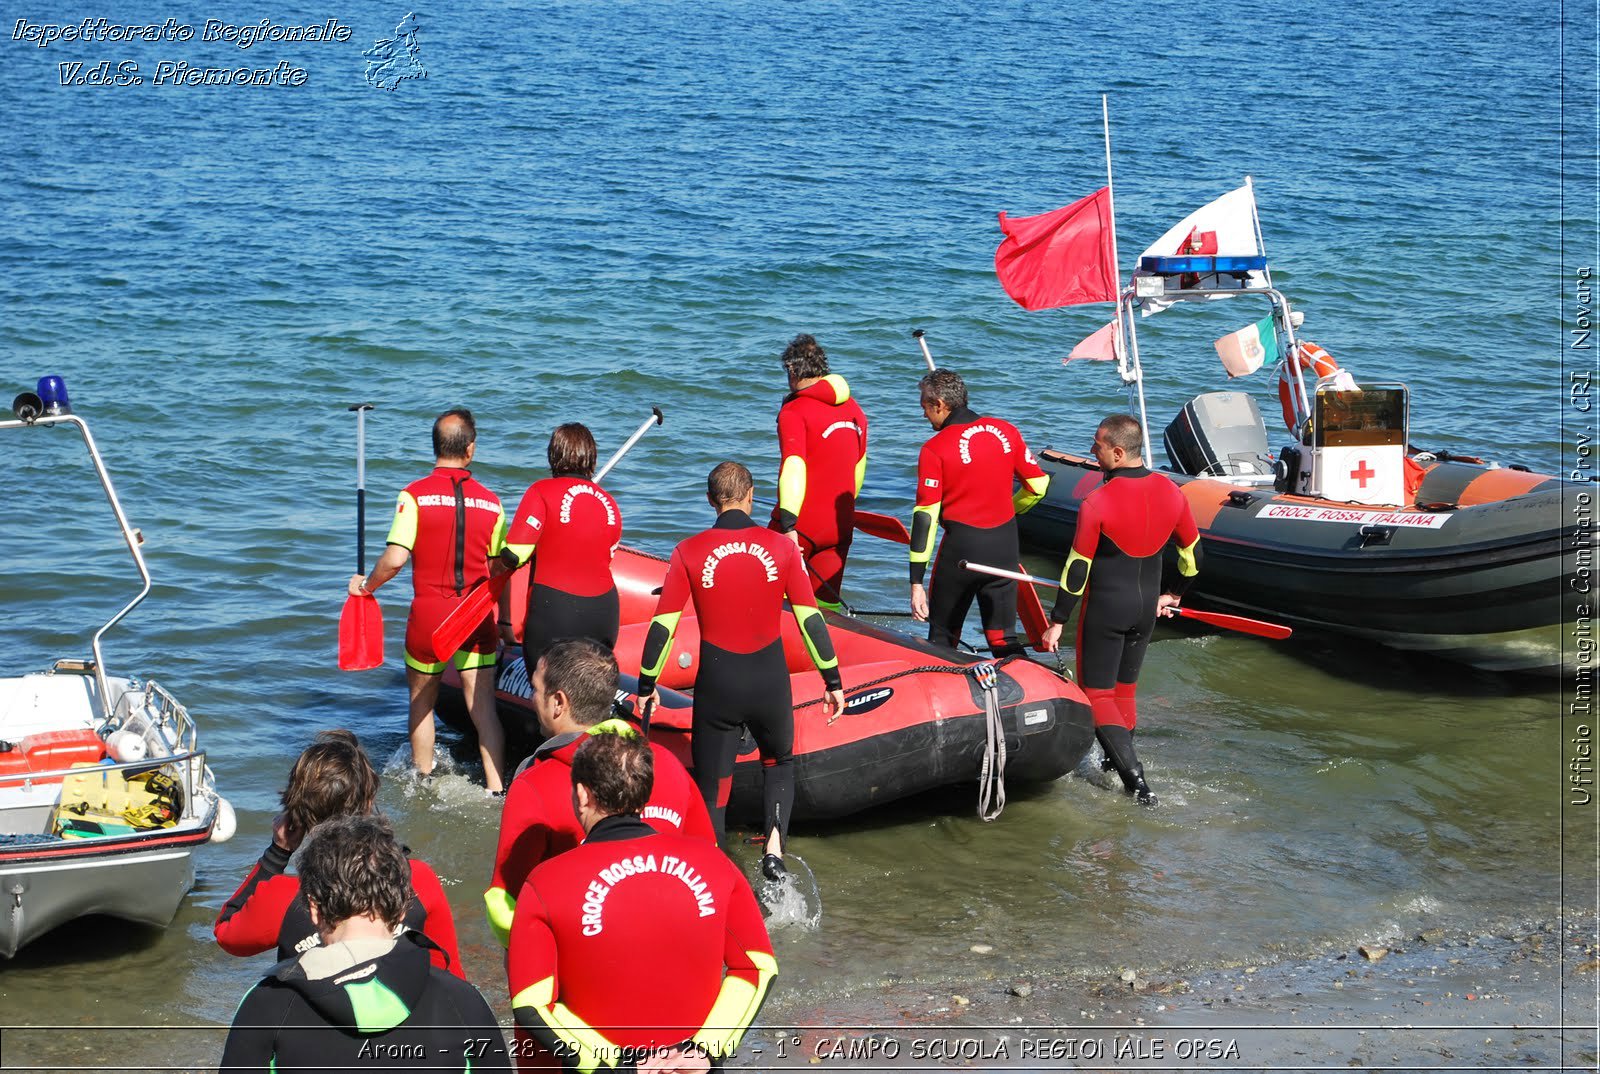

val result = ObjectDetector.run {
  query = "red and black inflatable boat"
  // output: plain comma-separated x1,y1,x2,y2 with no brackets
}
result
444,547,1094,822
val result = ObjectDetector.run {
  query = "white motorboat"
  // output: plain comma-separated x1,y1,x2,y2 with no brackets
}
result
0,378,234,959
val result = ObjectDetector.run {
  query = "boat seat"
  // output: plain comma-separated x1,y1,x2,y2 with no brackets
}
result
1163,392,1275,478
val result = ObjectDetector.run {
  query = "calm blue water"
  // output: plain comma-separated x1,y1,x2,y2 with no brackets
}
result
0,0,1578,1064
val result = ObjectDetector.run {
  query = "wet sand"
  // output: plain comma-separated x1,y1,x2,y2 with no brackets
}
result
745,912,1598,1072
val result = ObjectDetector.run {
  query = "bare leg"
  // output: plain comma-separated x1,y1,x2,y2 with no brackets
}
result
407,667,441,776
458,664,505,793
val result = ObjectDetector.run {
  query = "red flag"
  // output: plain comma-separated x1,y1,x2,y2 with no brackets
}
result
995,188,1117,311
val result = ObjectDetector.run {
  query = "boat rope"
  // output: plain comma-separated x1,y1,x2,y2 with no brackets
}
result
974,661,1007,822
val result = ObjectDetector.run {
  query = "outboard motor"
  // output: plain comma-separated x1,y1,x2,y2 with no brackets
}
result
1163,392,1274,478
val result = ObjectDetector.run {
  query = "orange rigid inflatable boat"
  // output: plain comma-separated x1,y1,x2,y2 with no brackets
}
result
445,547,1095,822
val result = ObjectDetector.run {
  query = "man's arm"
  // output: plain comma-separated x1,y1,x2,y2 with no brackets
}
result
781,544,843,713
217,983,281,1073
509,886,625,1074
1049,494,1102,627
213,847,297,956
484,777,552,948
690,875,778,1060
774,405,807,534
637,549,692,700
349,490,415,595
908,441,942,586
1011,437,1050,515
1159,487,1202,598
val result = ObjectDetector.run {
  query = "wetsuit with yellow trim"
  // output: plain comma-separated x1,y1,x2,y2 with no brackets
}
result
910,405,1050,656
771,374,868,610
501,476,623,666
508,816,776,1073
636,510,842,844
387,466,508,674
484,724,714,948
1048,464,1200,803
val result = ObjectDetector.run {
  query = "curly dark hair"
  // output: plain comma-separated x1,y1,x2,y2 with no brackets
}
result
298,814,412,930
781,333,830,381
918,368,967,410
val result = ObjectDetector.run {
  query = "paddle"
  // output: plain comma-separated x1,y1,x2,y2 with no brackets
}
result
909,329,1046,650
429,407,665,663
850,509,910,545
958,560,1294,640
338,403,384,671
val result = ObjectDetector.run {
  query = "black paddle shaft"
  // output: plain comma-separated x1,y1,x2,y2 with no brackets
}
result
349,403,375,574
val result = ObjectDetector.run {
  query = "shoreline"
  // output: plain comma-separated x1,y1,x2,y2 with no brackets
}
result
747,912,1598,1071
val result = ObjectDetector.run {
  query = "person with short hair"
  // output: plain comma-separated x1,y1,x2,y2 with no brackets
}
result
509,728,775,1074
637,462,845,879
484,639,714,947
770,334,869,610
349,408,508,792
908,369,1050,656
213,729,464,975
1040,414,1201,806
494,423,625,667
220,815,509,1072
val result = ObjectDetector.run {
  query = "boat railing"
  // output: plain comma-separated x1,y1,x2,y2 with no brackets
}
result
1114,278,1300,468
2,407,153,711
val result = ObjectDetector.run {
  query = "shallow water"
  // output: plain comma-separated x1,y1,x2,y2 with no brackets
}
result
0,0,1589,1066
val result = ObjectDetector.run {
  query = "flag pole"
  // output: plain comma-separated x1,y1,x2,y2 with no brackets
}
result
1103,94,1152,460
1248,175,1309,425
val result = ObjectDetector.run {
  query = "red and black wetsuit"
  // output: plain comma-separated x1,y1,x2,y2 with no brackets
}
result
387,466,507,673
771,375,868,609
214,841,464,977
637,510,842,844
910,406,1050,655
221,932,508,1072
484,726,714,947
1049,465,1200,796
502,476,623,666
509,816,777,1073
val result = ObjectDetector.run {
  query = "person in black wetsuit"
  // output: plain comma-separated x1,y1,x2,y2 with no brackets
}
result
220,814,508,1073
636,462,845,881
908,369,1050,655
1041,414,1201,806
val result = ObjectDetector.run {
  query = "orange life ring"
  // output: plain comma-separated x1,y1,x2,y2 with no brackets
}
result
1277,341,1349,434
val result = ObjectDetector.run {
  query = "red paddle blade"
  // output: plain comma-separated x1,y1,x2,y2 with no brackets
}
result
338,593,384,671
853,509,910,545
1015,563,1050,651
1176,606,1293,640
430,573,509,664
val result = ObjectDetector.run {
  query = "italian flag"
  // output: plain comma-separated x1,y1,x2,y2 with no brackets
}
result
1214,316,1278,377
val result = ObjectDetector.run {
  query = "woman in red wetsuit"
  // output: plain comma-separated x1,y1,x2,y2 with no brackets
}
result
213,729,464,975
497,424,624,667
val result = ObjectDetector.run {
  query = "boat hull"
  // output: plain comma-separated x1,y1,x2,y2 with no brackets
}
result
442,546,1095,820
1019,454,1590,677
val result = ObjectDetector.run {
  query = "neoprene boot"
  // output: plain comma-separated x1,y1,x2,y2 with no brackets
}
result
761,853,788,881
1096,725,1157,807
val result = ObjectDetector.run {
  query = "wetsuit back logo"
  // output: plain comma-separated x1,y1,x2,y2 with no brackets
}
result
822,420,861,440
559,484,618,525
700,541,779,589
958,423,1013,464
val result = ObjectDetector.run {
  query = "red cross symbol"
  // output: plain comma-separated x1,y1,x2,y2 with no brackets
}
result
1350,459,1376,488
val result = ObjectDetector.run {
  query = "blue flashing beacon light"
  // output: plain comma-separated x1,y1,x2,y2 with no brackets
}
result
37,375,71,415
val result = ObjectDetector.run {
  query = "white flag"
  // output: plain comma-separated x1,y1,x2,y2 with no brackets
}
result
1134,184,1267,315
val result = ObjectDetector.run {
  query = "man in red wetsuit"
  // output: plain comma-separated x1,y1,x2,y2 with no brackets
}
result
908,369,1050,656
495,423,624,667
509,728,776,1074
485,638,714,948
637,462,845,881
770,334,868,610
349,408,508,792
1041,414,1201,806
214,730,464,976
